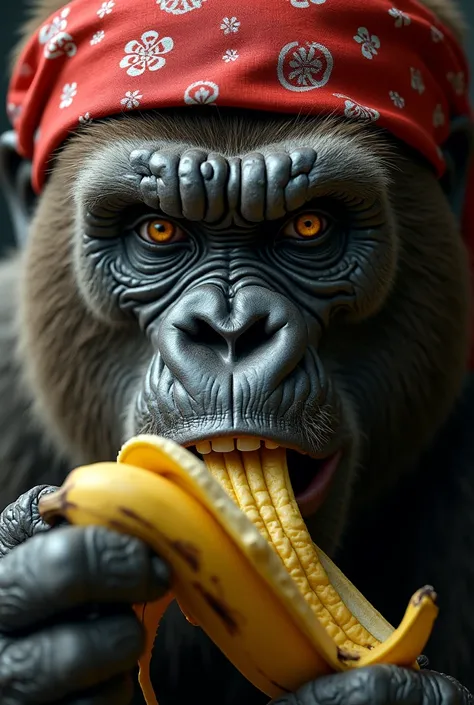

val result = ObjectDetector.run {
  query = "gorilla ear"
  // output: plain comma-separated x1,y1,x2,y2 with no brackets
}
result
439,116,474,221
0,131,36,248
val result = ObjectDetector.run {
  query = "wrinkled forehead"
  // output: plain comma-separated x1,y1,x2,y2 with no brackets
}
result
72,113,391,229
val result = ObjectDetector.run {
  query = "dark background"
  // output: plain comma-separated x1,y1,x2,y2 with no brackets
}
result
0,2,473,252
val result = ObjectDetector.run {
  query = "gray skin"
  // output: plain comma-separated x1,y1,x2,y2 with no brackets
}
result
0,0,474,703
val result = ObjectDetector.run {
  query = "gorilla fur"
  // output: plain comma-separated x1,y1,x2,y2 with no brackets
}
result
0,0,474,703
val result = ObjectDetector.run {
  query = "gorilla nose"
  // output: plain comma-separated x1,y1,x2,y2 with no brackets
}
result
157,284,308,393
174,294,285,362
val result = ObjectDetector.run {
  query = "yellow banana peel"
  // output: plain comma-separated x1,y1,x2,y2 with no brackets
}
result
38,435,438,704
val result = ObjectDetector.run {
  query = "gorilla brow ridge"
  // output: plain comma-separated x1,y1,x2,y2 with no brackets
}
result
71,117,393,234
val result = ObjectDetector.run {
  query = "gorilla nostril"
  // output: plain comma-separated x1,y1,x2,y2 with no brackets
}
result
175,315,280,360
176,319,230,357
234,318,276,359
159,286,307,389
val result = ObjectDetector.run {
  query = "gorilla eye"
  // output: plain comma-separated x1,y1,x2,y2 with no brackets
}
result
137,217,182,244
283,212,328,240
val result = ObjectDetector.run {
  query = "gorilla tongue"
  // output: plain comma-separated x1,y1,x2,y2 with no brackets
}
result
202,447,381,650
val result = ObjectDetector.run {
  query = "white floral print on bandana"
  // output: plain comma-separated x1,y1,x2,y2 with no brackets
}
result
121,90,143,109
59,82,78,109
290,0,327,6
39,7,77,59
389,90,405,108
447,71,465,96
157,0,207,13
7,103,22,122
277,41,333,92
410,67,425,94
220,17,240,34
97,1,115,19
333,93,380,121
184,80,219,104
353,27,380,60
388,8,411,27
119,31,174,77
222,49,239,62
91,31,105,46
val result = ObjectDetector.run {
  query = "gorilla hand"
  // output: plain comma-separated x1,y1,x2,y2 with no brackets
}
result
0,485,170,705
271,666,474,705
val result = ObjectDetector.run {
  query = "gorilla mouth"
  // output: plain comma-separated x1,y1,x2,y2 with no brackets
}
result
188,437,342,517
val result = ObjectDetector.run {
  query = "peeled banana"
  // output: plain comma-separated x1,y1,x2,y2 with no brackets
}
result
38,435,438,705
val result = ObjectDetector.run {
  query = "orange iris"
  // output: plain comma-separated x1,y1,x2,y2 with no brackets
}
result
145,219,176,243
295,213,323,238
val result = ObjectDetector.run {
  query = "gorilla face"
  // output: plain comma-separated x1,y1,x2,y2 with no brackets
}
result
15,107,470,553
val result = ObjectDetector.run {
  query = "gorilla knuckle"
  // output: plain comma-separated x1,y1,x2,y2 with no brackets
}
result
288,667,395,705
0,632,54,702
0,616,144,703
84,526,154,590
0,486,54,558
422,673,466,705
37,527,89,593
388,666,423,705
0,571,30,629
35,525,148,599
90,613,145,657
347,666,393,705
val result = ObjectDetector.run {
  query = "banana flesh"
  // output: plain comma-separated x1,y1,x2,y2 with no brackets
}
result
39,435,438,704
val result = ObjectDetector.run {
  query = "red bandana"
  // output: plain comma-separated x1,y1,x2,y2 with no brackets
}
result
6,0,474,366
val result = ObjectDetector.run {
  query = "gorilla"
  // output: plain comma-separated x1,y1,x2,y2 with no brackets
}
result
0,0,473,703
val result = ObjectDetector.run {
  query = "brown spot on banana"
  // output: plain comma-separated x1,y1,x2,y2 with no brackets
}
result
119,507,155,531
256,667,292,694
192,581,242,635
412,586,437,607
168,540,201,571
337,648,361,663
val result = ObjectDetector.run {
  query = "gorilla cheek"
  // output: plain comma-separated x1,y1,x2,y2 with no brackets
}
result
72,234,130,324
345,220,399,323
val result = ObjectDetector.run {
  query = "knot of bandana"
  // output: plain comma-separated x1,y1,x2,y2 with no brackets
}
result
6,0,472,193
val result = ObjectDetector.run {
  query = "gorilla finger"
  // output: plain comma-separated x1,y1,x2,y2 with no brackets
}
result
54,674,134,705
0,525,170,631
0,613,143,704
271,666,429,705
420,671,470,705
0,486,58,557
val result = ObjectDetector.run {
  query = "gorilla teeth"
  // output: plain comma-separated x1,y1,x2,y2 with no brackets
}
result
195,440,212,454
194,437,281,455
236,437,262,452
212,437,236,452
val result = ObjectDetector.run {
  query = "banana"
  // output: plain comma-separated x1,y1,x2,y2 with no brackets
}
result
39,435,438,705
